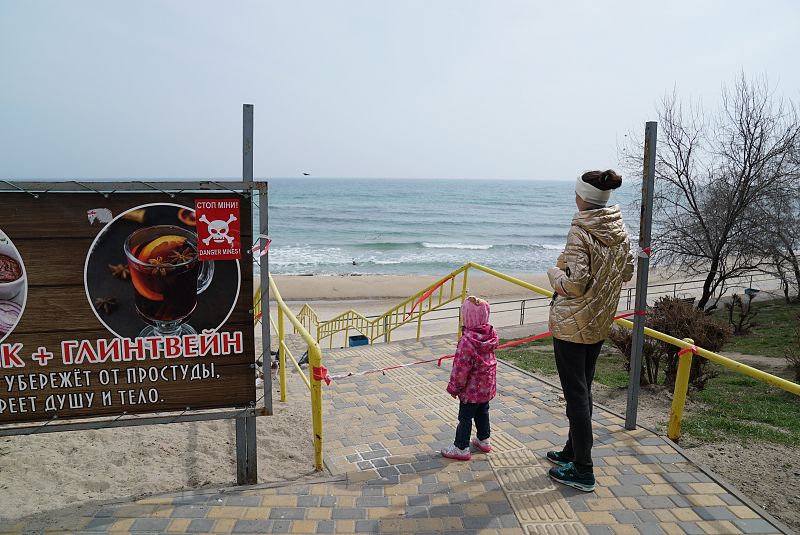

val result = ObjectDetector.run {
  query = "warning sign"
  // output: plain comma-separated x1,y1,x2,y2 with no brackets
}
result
195,199,242,260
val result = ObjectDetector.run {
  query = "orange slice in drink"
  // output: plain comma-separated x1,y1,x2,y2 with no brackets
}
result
137,235,187,262
130,269,165,302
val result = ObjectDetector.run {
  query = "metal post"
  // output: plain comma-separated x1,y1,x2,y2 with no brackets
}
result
625,121,657,430
309,345,324,471
383,316,389,343
667,339,694,441
234,105,262,485
519,300,525,325
236,416,246,483
243,104,254,184
235,414,258,484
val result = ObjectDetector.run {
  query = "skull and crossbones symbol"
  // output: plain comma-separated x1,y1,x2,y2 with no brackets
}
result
200,213,237,245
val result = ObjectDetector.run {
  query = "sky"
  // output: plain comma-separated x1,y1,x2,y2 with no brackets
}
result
0,1,797,181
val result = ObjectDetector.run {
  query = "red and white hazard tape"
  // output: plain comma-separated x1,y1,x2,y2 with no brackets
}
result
252,235,271,257
315,310,646,385
633,246,651,259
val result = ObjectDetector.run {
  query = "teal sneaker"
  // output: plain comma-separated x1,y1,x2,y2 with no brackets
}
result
546,449,574,466
548,462,595,492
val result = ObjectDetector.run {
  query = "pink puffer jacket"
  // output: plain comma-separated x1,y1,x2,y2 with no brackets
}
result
447,324,499,403
447,298,498,403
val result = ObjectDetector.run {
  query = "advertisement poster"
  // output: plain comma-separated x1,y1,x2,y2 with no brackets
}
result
0,192,255,425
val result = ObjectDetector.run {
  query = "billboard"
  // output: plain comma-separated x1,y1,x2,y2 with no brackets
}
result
0,192,255,424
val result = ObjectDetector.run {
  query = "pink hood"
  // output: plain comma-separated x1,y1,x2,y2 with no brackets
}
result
462,298,491,328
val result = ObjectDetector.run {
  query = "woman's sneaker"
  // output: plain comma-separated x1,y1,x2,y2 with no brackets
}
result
548,462,595,492
441,444,471,461
546,449,574,466
471,437,492,453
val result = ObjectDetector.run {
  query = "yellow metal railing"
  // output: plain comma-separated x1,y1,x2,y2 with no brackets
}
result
314,266,471,347
296,304,319,339
258,261,798,460
262,262,800,445
460,264,800,440
254,276,324,471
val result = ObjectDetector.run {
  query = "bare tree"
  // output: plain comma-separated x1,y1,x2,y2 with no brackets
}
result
749,179,800,301
622,74,800,310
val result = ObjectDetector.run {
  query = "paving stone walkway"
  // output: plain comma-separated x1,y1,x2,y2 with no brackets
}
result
6,334,792,534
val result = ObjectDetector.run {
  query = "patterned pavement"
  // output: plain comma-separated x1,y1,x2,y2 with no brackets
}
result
5,332,792,534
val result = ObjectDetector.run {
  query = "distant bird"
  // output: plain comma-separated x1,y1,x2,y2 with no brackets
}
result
302,172,310,176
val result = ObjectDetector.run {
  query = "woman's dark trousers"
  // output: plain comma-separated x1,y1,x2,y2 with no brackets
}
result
553,338,604,473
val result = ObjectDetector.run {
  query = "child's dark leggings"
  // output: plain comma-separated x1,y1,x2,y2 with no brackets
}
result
454,401,490,449
553,337,604,473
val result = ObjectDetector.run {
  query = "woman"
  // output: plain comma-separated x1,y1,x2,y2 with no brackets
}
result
545,170,634,492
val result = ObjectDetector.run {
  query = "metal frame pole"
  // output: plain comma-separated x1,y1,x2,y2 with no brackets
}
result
625,121,657,430
237,104,259,484
243,104,254,184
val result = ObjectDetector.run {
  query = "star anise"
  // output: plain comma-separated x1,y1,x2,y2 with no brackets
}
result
170,247,195,264
108,263,130,280
94,296,117,315
148,257,168,276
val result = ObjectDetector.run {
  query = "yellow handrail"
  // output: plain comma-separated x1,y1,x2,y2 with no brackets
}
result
313,265,471,347
612,317,800,396
259,261,799,450
265,274,324,471
296,304,319,339
267,313,311,390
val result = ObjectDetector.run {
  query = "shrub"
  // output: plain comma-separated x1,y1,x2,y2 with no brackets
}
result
725,293,759,334
609,296,731,390
608,327,663,386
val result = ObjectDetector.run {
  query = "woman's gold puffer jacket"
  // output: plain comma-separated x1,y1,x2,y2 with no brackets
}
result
547,205,634,344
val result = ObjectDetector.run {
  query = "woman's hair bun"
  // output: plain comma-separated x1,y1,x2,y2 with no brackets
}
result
582,169,622,191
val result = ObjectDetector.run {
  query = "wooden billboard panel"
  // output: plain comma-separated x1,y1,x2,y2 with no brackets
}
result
0,192,256,425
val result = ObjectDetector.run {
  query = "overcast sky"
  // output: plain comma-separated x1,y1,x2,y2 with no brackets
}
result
1,1,797,180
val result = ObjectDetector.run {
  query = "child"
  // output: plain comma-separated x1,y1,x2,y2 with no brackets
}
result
441,296,499,461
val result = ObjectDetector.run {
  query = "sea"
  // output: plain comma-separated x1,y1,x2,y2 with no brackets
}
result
265,178,640,276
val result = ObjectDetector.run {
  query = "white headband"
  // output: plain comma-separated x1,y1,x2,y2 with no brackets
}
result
575,175,611,206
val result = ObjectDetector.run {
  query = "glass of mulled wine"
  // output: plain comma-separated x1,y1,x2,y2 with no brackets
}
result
124,225,214,337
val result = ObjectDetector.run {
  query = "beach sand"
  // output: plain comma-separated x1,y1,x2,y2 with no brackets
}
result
0,335,316,527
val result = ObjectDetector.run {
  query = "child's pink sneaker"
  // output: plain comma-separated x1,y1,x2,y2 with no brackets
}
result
441,444,471,461
472,437,493,453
